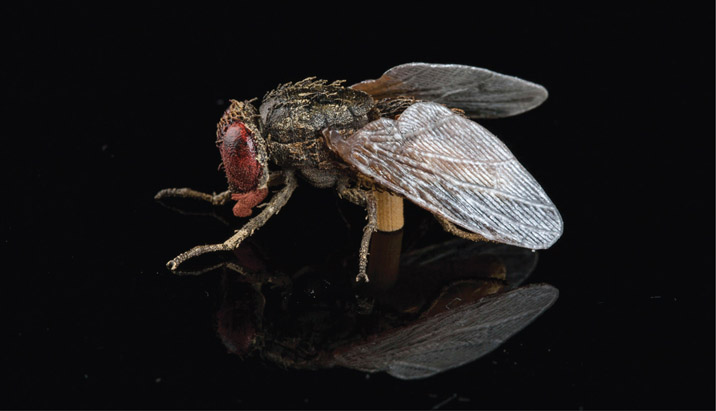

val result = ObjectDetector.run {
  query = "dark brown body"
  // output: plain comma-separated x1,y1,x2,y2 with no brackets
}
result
258,79,404,188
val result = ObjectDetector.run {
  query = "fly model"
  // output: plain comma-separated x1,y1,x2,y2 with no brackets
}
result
156,63,563,281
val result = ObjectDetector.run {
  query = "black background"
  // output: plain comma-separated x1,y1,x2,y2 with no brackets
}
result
4,2,714,410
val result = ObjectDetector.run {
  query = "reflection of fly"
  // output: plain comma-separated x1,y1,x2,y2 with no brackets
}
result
215,240,558,380
157,63,563,280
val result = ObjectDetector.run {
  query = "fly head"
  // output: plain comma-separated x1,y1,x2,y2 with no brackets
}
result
217,100,270,216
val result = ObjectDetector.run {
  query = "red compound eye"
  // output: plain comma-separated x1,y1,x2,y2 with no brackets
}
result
219,122,263,193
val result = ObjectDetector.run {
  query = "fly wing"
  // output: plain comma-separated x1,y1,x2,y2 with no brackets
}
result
332,284,558,379
325,102,563,250
351,63,548,118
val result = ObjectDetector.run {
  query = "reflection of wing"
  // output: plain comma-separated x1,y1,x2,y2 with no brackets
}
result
400,240,538,289
351,63,548,118
332,284,558,380
325,102,563,250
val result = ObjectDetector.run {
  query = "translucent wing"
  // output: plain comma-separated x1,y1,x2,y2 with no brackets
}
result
325,102,563,250
351,63,548,118
332,284,558,379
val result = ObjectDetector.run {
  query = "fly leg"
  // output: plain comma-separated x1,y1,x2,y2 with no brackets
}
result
154,188,234,225
155,187,232,205
155,171,286,205
166,170,298,271
155,171,286,223
337,183,377,283
435,214,492,243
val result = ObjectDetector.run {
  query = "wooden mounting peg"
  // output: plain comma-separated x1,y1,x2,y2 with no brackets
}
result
375,190,404,232
367,190,404,291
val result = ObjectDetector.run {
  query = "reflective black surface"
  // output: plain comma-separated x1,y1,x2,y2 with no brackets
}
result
5,3,714,409
191,232,553,379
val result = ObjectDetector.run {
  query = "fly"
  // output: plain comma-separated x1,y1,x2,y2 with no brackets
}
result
156,63,563,281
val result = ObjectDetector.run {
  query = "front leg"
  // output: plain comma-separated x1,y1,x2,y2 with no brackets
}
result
154,188,234,225
155,187,232,206
155,171,286,206
166,170,298,271
337,184,377,283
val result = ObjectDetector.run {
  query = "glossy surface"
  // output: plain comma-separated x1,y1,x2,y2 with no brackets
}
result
206,233,552,380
